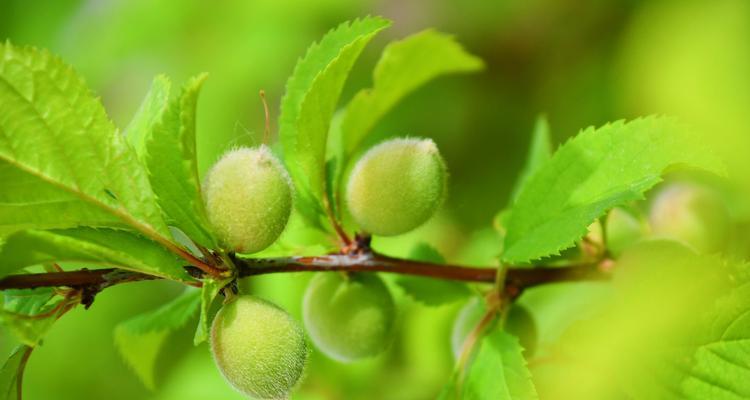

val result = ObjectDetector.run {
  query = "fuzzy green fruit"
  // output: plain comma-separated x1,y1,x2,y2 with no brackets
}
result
303,273,395,362
451,298,537,358
203,145,293,253
210,295,307,399
346,138,447,236
649,182,730,253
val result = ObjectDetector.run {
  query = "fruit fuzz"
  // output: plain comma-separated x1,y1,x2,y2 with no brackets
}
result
346,138,447,236
210,295,307,400
203,145,293,253
303,273,396,362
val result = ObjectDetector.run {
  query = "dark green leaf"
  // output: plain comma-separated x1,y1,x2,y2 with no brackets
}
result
115,289,201,389
1,289,66,346
396,277,471,306
395,243,471,306
0,346,32,400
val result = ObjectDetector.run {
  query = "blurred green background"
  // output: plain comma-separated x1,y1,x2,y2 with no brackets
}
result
1,0,748,399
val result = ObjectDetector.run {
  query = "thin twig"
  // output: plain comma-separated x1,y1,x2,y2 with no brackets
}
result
0,254,611,293
259,90,271,144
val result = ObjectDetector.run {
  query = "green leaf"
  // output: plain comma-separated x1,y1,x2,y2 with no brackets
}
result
461,330,539,400
509,115,553,204
396,277,471,306
0,228,190,281
114,289,200,390
193,278,226,345
340,29,484,156
503,117,725,264
0,346,33,400
0,42,174,246
143,74,216,249
1,289,66,346
495,116,553,239
126,75,171,156
680,283,750,399
395,243,471,306
279,17,391,228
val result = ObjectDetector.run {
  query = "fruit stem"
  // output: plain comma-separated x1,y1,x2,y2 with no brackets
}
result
259,90,271,145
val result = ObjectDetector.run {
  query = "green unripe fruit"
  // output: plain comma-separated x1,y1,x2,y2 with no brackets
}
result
648,182,730,253
210,295,307,400
303,273,395,362
346,138,447,236
203,145,293,253
451,298,537,358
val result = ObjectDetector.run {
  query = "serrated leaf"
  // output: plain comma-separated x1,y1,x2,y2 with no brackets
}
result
126,75,171,156
115,289,200,390
193,278,226,345
1,289,66,346
143,74,216,249
0,42,177,250
462,330,539,400
503,117,725,264
679,283,750,399
0,228,190,281
279,17,391,229
395,243,471,306
0,346,32,400
441,329,538,400
340,29,484,156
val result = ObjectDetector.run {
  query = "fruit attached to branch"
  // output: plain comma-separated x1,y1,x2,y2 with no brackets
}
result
346,138,447,236
203,145,293,253
211,295,307,399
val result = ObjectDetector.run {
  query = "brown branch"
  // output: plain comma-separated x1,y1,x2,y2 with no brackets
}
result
0,253,611,295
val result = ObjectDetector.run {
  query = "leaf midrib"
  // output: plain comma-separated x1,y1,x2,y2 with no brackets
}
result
0,66,181,268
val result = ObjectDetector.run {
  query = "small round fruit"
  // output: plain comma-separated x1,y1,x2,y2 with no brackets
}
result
203,145,293,253
210,295,307,400
303,273,395,362
451,298,537,358
649,182,730,253
346,138,447,236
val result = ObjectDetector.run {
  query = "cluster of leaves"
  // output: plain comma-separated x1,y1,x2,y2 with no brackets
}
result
0,15,748,400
